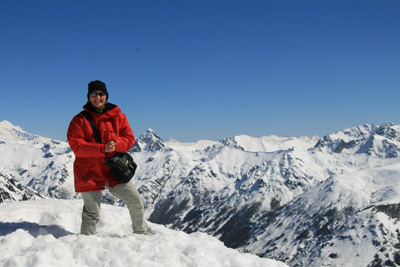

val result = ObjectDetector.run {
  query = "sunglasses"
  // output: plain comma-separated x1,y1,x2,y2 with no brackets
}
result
90,91,106,97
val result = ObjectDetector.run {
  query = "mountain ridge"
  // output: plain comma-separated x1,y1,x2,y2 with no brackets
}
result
1,120,399,266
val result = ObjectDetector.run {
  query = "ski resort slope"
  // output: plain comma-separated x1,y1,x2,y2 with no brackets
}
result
0,199,288,267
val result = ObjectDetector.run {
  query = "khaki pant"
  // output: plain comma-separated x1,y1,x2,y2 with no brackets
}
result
81,182,149,235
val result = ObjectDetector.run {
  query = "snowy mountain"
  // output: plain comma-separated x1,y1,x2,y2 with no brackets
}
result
0,120,52,143
313,123,400,158
242,162,400,266
131,128,167,152
1,120,400,266
233,134,319,152
0,120,75,200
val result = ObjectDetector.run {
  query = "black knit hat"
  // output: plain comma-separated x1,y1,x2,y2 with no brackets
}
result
87,80,109,100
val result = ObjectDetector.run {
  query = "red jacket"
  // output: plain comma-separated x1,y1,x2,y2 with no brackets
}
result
67,103,135,192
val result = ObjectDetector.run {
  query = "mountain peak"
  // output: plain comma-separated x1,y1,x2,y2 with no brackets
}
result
0,120,45,142
131,129,167,152
0,120,24,132
0,120,16,126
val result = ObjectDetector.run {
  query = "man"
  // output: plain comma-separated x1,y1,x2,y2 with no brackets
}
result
67,80,148,235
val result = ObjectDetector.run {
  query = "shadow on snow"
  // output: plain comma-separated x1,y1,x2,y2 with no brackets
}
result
0,221,73,238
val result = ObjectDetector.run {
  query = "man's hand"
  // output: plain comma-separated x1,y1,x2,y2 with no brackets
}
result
105,140,116,153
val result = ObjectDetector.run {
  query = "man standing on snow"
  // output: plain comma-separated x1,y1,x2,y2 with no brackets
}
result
67,80,149,235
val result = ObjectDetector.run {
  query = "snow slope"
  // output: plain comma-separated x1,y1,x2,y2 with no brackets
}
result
0,120,75,199
0,171,44,202
0,199,288,267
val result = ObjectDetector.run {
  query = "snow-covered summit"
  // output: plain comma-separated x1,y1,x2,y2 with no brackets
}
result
131,128,167,152
0,120,52,143
0,199,288,267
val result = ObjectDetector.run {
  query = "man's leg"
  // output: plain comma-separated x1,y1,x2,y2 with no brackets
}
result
81,190,102,235
109,182,149,234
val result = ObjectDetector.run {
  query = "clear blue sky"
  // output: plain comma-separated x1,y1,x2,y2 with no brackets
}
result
1,0,399,142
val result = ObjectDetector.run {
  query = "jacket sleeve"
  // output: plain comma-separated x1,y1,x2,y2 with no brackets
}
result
113,113,135,153
67,115,106,158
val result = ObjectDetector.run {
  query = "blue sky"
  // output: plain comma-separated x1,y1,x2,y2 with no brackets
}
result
1,0,399,142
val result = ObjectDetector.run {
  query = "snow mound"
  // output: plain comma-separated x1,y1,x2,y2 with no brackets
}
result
0,199,288,267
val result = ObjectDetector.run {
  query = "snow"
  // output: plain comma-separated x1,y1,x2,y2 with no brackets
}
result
243,160,400,266
0,199,288,267
164,134,319,153
2,120,400,266
165,138,218,152
234,134,319,152
328,124,377,142
297,161,400,213
0,120,52,143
